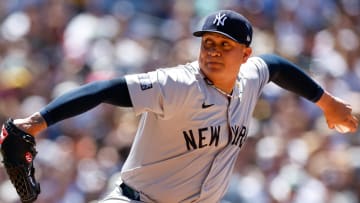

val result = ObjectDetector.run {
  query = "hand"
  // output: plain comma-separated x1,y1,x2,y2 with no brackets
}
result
316,91,358,133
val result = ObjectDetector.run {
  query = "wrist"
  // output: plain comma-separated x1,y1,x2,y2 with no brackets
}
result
13,112,47,136
315,91,332,111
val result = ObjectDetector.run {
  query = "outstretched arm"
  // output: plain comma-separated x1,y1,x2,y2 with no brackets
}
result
260,54,358,133
13,77,133,136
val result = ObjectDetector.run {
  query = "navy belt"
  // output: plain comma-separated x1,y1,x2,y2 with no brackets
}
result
120,182,141,201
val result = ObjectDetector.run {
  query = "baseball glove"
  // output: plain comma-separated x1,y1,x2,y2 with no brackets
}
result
0,118,40,203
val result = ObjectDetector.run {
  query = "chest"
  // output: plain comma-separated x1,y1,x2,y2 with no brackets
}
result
176,78,257,151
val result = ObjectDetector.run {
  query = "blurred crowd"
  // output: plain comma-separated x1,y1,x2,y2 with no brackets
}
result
0,0,359,202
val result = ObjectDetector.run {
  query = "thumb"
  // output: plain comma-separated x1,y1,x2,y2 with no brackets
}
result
327,120,335,129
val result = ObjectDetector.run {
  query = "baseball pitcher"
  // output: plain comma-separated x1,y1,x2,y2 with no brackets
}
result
1,10,357,203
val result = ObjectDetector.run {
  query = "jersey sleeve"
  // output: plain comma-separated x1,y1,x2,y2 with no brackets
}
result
259,54,324,102
125,67,193,119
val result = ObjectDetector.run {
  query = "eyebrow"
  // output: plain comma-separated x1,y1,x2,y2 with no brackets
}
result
203,37,236,46
203,35,237,45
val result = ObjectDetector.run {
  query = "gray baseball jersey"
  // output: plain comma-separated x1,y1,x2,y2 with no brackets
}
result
122,56,269,202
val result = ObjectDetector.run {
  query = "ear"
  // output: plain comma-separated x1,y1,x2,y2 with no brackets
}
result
242,47,252,62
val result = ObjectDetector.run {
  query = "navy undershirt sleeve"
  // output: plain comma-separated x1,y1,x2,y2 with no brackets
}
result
40,77,132,126
259,54,324,102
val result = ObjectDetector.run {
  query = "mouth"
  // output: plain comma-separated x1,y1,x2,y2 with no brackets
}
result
206,61,223,66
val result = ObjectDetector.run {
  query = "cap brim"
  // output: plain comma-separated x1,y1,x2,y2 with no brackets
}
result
193,30,240,44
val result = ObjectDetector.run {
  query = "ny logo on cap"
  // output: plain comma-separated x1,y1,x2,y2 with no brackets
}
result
213,12,227,26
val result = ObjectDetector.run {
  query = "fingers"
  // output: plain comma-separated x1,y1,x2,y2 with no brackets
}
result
349,115,359,132
327,114,359,133
344,115,358,132
334,115,358,133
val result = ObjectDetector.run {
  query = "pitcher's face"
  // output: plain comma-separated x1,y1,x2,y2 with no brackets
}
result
198,32,252,84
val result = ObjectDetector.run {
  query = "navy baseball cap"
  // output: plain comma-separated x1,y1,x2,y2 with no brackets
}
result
193,10,253,47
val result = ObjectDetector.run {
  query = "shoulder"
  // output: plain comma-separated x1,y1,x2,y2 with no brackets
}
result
157,61,200,75
238,56,270,87
126,61,201,88
155,61,201,84
241,56,268,71
239,56,268,77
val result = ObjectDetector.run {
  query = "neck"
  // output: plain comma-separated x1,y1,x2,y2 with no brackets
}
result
199,69,237,95
211,75,237,94
214,82,234,95
203,77,236,96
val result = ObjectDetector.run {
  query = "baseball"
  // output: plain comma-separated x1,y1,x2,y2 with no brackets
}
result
334,124,351,133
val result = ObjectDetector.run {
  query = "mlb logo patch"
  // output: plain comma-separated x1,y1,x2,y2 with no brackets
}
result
138,74,153,90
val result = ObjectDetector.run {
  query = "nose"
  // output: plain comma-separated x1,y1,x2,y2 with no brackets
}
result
207,50,221,57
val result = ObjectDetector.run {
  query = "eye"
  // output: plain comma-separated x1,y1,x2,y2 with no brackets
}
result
205,39,213,45
203,39,214,48
221,41,232,50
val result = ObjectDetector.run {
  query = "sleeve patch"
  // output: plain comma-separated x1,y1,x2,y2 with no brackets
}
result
138,74,153,90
